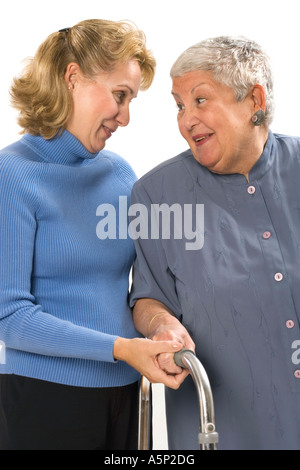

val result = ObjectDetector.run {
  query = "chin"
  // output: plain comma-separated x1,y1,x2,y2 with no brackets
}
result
192,150,221,171
90,142,106,153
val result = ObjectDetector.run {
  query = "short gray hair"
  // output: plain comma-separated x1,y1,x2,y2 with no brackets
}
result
170,36,274,126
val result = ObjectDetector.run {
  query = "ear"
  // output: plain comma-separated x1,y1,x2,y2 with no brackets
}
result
64,63,82,90
251,84,266,112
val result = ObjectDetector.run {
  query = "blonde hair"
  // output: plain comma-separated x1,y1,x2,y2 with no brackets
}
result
10,19,156,139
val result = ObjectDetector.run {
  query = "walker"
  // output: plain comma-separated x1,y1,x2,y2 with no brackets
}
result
138,349,218,450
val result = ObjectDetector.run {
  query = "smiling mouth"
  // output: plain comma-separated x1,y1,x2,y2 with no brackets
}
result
193,134,212,143
103,126,116,138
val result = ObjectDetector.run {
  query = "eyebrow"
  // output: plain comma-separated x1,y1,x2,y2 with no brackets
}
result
171,91,181,99
171,82,209,98
118,84,136,97
191,82,208,93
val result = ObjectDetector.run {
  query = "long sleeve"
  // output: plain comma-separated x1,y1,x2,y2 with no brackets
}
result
0,132,139,387
0,152,118,362
129,174,183,319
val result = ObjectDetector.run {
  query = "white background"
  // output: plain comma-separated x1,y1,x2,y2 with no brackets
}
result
1,0,300,177
1,0,300,449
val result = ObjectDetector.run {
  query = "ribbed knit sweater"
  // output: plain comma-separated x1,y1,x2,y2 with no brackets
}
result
0,130,141,387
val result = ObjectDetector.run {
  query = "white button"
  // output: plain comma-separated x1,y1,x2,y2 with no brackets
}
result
247,185,256,194
274,272,283,282
294,370,300,379
286,320,295,328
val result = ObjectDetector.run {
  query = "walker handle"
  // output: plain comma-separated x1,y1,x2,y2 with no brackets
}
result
174,348,218,450
174,349,196,368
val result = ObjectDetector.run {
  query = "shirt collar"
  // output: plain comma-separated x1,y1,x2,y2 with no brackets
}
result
22,130,99,166
247,130,275,183
192,131,276,186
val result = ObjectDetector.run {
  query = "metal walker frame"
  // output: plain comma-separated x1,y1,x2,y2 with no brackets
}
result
138,349,218,450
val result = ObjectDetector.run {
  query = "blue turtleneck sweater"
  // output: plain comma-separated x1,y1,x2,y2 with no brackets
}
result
0,130,140,387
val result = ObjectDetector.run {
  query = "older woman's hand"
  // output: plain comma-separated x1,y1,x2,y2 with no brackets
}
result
149,313,195,379
133,298,195,383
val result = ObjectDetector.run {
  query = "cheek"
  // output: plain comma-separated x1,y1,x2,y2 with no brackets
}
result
95,95,119,121
177,118,189,140
76,87,117,121
73,93,98,122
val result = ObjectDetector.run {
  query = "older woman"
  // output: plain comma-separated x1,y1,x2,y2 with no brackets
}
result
0,19,184,450
130,36,300,450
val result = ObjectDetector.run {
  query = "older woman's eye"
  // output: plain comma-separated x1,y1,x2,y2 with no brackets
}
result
197,98,205,105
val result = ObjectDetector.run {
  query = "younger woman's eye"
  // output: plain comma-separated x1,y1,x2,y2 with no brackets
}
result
115,91,126,103
176,102,185,112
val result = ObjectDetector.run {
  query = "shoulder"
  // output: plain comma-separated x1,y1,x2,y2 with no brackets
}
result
273,132,300,152
99,148,137,187
0,138,42,199
0,137,44,169
139,149,194,181
133,149,196,196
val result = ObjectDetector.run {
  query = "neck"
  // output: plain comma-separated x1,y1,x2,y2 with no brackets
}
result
238,128,269,181
23,130,98,166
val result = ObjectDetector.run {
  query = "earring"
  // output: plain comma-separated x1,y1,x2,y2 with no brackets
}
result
251,110,265,126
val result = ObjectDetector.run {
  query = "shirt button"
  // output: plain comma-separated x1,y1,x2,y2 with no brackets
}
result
294,370,300,379
247,185,256,195
286,320,295,328
274,272,283,282
262,231,271,239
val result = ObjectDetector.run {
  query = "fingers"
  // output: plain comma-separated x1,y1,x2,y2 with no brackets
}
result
157,352,183,375
139,339,186,388
151,326,195,353
152,340,183,355
148,365,188,390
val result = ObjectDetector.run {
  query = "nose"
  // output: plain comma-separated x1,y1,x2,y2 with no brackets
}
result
116,105,130,127
181,105,200,130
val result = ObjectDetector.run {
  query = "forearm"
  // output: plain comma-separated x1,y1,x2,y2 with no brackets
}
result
0,305,118,363
133,298,195,378
132,298,174,337
133,298,195,349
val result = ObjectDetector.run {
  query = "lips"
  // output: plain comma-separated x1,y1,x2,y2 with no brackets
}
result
103,126,117,139
193,133,212,144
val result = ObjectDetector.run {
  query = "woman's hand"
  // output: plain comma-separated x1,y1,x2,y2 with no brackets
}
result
113,336,185,389
148,313,195,378
133,298,195,385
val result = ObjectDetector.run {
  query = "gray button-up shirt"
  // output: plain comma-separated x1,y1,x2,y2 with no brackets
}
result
130,132,300,450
